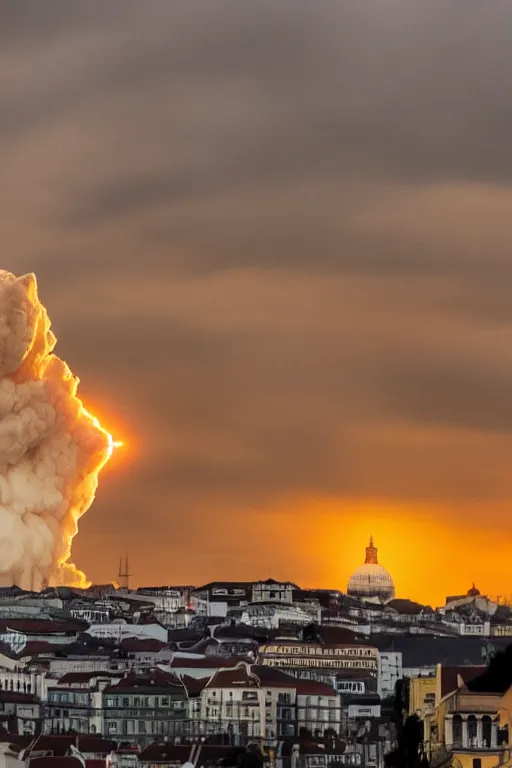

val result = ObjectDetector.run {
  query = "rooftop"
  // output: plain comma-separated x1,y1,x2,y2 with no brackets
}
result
104,669,183,693
440,666,486,698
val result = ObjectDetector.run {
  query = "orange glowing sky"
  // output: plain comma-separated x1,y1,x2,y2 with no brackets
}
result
4,2,512,603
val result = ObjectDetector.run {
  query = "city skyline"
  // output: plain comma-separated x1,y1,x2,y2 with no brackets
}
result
107,526,509,610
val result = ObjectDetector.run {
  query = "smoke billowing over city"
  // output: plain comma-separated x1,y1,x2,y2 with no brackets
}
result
0,270,113,590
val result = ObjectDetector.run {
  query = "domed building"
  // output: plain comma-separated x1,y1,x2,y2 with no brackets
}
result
347,537,395,602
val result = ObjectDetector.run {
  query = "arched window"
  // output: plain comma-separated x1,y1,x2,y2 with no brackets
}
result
453,715,463,746
468,715,477,744
482,716,492,747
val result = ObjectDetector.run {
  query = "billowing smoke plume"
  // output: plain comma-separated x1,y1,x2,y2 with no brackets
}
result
0,270,113,591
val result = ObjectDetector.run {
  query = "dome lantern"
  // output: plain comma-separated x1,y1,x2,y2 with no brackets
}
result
365,536,378,565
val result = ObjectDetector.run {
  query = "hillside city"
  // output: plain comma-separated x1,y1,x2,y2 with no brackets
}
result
0,540,511,768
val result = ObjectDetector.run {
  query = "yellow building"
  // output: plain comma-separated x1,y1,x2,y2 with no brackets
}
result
406,663,510,768
409,666,485,746
436,683,512,768
409,674,437,719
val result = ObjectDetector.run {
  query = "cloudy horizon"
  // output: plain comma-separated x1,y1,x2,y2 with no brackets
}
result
3,1,512,604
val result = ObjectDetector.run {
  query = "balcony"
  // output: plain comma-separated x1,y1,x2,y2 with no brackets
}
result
451,743,507,755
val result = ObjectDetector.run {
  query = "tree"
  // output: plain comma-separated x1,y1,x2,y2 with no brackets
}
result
385,715,425,768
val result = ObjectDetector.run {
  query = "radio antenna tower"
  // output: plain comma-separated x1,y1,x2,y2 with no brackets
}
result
118,555,131,591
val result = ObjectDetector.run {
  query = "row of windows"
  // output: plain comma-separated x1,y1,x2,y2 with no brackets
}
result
207,691,258,701
263,658,376,669
106,719,174,735
492,626,512,636
206,707,255,719
105,696,177,708
0,679,32,694
337,682,365,693
49,692,89,705
262,646,375,657
308,754,361,766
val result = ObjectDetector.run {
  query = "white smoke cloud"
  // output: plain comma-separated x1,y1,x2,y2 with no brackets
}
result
0,270,112,590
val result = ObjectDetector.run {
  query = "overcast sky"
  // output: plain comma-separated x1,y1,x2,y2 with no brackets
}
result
3,1,512,603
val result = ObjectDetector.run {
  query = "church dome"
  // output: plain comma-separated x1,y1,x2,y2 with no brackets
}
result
347,537,395,602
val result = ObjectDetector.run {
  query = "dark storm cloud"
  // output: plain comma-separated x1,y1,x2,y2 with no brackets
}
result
2,0,512,583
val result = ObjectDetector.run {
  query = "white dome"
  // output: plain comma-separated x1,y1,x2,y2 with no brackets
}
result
347,537,395,602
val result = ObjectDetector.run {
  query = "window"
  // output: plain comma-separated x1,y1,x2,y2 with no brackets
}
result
161,697,169,707
482,716,492,747
452,715,463,746
107,722,117,733
468,715,477,743
472,760,481,768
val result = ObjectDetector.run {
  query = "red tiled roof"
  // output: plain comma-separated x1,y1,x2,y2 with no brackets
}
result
0,692,38,703
55,672,118,686
26,735,116,756
440,666,486,698
138,744,192,763
0,734,33,748
105,669,182,693
251,666,298,688
180,675,209,697
0,619,86,635
25,737,73,757
17,642,69,658
192,745,239,761
295,679,339,696
28,758,82,768
206,665,258,689
169,655,247,669
119,638,167,653
76,737,117,754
